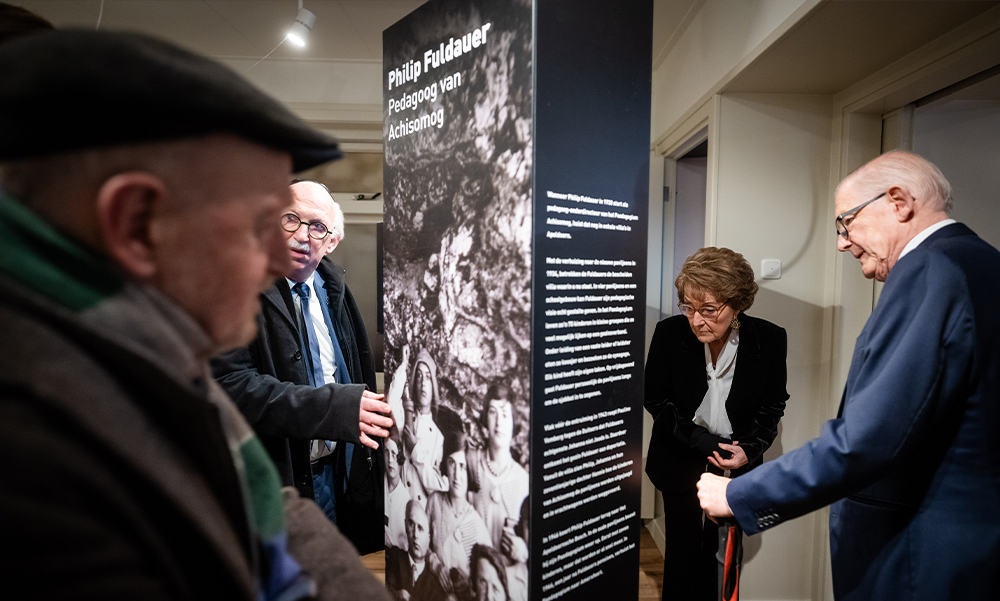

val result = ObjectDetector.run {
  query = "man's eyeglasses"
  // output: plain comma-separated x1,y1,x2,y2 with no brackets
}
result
677,300,728,319
281,213,332,240
836,192,886,239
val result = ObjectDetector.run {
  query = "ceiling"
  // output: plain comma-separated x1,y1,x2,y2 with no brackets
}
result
12,0,428,61
17,1,996,95
15,0,695,64
726,1,1000,95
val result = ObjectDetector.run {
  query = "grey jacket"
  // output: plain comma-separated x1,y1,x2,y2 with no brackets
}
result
0,275,258,599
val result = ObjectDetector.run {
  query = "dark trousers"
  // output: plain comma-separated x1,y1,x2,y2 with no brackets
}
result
661,466,723,601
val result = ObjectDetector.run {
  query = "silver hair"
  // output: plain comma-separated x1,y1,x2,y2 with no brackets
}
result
290,178,345,241
837,150,953,215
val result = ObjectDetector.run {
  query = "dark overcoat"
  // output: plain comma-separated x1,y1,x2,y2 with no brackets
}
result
212,257,384,554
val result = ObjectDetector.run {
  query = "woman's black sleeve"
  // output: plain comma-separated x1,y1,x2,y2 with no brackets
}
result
738,326,789,464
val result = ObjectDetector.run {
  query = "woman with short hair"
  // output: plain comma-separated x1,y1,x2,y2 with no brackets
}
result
470,544,510,601
644,247,789,601
426,428,492,577
469,383,529,555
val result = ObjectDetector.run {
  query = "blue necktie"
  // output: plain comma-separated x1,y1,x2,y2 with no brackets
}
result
294,281,353,488
292,282,325,387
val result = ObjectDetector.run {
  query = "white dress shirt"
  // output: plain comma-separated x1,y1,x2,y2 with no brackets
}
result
409,555,425,583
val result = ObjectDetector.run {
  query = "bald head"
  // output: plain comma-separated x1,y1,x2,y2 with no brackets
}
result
838,150,953,215
404,500,430,560
290,180,344,241
834,150,953,282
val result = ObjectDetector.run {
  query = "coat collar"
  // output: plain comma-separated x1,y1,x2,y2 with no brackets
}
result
261,280,295,330
260,258,346,330
924,221,970,244
316,257,345,307
728,315,763,411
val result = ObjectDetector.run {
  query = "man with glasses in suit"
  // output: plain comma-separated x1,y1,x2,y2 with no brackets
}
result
699,150,1000,601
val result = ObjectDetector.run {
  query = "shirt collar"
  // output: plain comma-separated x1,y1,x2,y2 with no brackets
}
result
898,219,956,261
287,270,324,296
409,554,425,580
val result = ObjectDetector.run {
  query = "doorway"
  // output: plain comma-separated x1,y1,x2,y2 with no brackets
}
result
872,68,1000,307
913,69,1000,249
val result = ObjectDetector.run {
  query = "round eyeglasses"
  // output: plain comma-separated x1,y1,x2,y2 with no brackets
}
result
280,213,331,240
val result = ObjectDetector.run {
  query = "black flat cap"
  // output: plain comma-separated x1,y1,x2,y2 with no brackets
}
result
0,29,341,172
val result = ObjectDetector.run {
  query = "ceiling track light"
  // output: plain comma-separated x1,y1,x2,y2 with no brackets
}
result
247,1,316,71
286,5,316,48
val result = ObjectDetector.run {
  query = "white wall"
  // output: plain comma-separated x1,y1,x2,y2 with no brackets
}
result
673,156,707,308
651,0,811,143
713,93,834,601
216,58,384,152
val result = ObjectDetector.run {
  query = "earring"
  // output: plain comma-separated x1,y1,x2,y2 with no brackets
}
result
729,314,741,330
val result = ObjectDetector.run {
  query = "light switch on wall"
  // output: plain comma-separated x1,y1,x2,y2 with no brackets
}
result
761,259,781,280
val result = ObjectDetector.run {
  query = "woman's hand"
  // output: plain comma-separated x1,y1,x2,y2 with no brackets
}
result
708,441,748,470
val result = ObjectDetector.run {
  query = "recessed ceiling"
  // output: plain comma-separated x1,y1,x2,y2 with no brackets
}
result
16,0,693,63
726,1,1000,95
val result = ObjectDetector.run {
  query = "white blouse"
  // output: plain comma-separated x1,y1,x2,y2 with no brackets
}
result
692,328,739,438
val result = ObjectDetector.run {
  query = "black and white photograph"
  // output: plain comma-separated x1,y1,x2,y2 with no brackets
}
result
382,1,533,599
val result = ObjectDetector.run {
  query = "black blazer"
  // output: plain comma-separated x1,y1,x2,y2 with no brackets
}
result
644,313,788,494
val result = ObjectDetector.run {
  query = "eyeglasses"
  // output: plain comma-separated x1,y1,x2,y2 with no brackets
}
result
677,300,728,319
836,192,886,239
280,213,331,240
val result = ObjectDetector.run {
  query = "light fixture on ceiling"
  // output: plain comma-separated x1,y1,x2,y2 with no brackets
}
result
248,1,316,71
286,5,316,48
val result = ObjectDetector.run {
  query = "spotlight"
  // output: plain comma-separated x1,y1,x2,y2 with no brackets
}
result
286,8,316,47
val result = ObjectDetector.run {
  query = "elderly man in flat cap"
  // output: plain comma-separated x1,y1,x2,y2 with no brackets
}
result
0,30,390,601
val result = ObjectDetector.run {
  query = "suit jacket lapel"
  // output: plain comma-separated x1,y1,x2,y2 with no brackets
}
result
679,321,709,408
261,281,296,331
727,315,763,415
